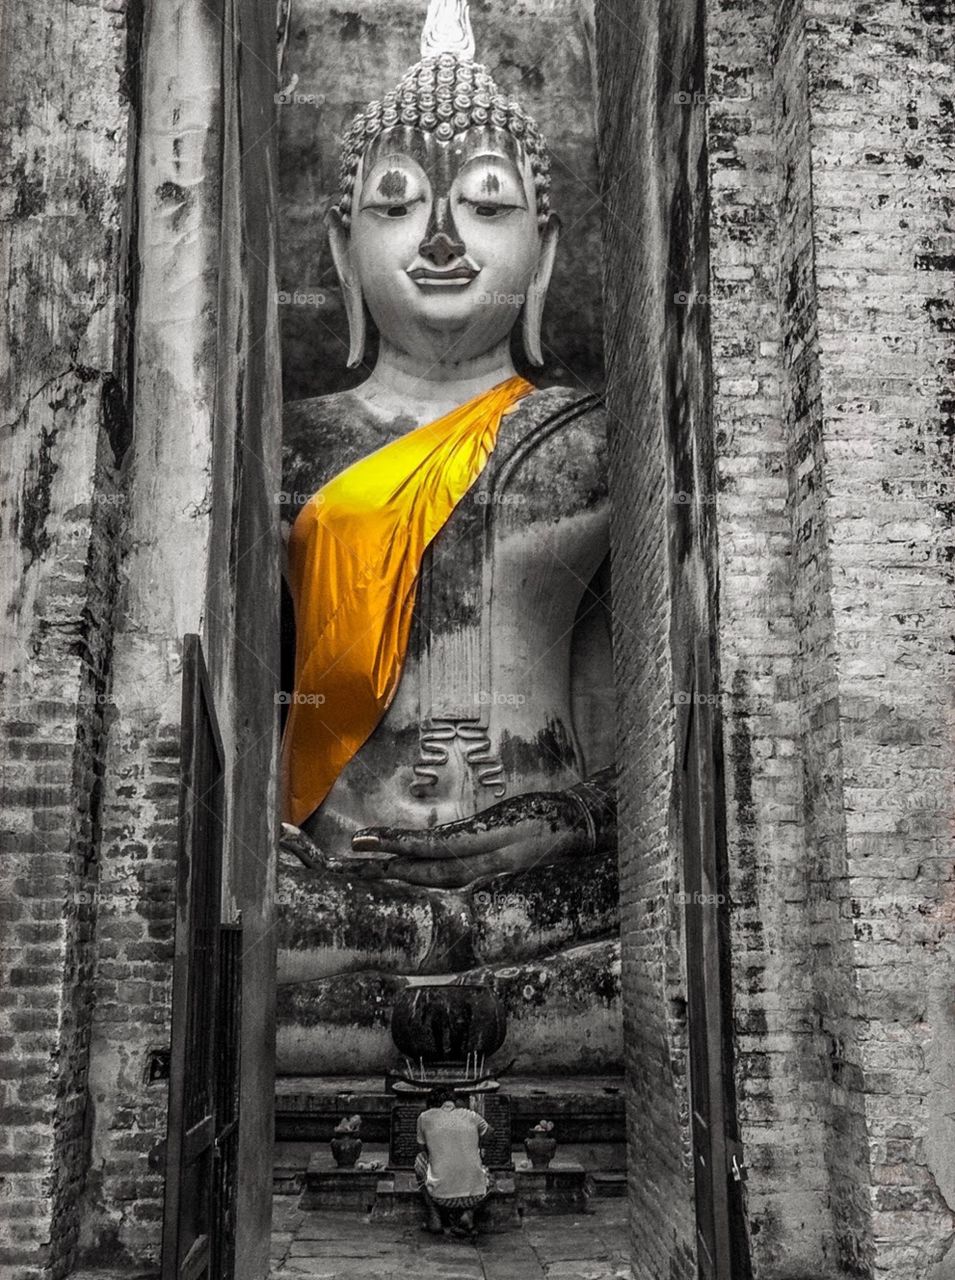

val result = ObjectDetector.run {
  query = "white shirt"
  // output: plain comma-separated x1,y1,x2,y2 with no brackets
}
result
416,1102,490,1200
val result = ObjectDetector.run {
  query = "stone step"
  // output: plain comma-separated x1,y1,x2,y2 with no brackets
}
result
513,1160,591,1214
296,1157,594,1220
274,1161,305,1195
301,1161,385,1213
275,1140,625,1199
371,1170,520,1233
587,1171,628,1198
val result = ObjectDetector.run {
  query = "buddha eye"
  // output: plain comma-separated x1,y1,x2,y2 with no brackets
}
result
359,196,425,219
460,197,519,219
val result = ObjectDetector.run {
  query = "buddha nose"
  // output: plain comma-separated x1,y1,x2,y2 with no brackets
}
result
418,198,465,266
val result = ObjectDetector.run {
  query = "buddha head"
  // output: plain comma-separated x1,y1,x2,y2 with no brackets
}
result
327,0,559,369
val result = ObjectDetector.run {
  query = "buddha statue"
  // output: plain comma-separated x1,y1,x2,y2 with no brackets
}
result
277,0,618,1061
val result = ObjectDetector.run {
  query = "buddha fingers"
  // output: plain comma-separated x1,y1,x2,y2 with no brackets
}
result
349,790,596,887
352,790,584,855
364,832,583,889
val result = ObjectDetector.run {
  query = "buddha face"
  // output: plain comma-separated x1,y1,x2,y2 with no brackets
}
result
330,126,558,365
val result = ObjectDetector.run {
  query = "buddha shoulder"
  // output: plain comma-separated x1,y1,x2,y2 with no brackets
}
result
498,385,608,507
281,384,608,520
283,390,415,486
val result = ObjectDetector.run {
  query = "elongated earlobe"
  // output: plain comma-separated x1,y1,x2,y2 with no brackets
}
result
327,209,366,369
522,214,560,367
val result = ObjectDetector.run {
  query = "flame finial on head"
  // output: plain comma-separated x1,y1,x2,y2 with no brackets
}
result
420,0,475,60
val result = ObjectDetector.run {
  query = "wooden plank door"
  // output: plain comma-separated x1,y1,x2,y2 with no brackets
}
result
162,634,228,1280
211,921,242,1280
681,637,747,1279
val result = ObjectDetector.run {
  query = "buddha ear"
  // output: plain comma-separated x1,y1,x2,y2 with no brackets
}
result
327,208,366,369
522,213,560,367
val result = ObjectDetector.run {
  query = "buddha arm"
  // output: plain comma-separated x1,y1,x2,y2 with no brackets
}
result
349,765,616,889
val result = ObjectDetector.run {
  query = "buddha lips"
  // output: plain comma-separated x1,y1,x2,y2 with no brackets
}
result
280,375,534,828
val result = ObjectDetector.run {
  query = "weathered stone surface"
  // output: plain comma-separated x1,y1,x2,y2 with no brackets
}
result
596,0,714,1272
300,1161,383,1212
457,939,623,1074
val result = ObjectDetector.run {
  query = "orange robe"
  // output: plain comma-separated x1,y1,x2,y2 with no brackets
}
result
281,375,534,827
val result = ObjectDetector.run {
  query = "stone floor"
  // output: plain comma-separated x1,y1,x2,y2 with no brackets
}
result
269,1195,633,1280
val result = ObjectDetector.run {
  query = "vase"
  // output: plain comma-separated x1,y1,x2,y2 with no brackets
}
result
390,984,506,1062
330,1135,362,1168
524,1136,557,1169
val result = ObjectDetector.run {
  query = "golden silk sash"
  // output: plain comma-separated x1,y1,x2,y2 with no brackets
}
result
281,374,534,827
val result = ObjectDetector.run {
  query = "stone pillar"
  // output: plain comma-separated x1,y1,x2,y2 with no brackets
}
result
596,0,715,1275
0,2,133,1276
708,0,843,1271
598,0,953,1277
79,0,282,1274
77,1,228,1263
209,0,284,1270
710,1,955,1275
792,4,955,1276
0,1,280,1276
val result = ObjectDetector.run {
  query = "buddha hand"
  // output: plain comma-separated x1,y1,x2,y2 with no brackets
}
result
279,822,352,873
347,767,615,889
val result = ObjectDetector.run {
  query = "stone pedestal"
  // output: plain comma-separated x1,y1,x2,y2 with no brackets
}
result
587,1170,627,1198
514,1160,590,1213
273,1160,305,1196
300,1154,385,1212
276,1073,625,1146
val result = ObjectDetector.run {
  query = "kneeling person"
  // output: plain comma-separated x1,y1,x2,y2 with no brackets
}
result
415,1087,491,1237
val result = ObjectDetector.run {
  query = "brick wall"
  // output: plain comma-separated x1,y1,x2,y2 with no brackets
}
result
804,2,955,1275
0,1,133,1276
600,0,954,1276
707,0,850,1271
79,1,282,1273
709,0,955,1274
1,1,280,1276
596,1,712,1276
775,0,875,1271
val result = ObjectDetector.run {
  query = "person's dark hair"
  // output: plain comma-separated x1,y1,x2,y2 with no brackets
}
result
427,1085,456,1108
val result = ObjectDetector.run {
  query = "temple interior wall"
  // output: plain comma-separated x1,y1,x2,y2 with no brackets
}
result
711,0,842,1270
0,1,133,1274
0,1,281,1277
597,0,719,1274
599,0,955,1277
78,1,282,1272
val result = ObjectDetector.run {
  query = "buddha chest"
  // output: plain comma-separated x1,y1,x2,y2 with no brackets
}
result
282,385,609,839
